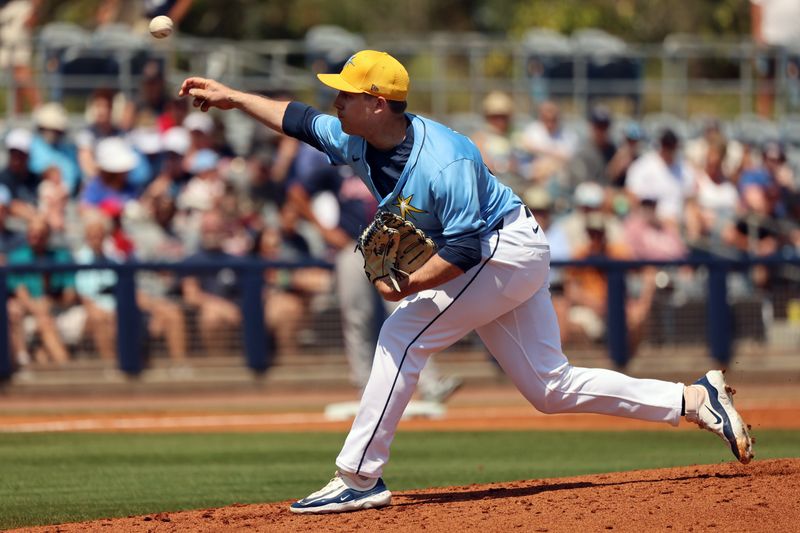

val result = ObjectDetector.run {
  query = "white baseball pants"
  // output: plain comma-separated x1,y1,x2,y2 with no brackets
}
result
336,206,685,477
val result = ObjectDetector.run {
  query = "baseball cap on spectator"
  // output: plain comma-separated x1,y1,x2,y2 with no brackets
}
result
317,50,409,101
574,181,605,209
5,128,32,153
624,122,644,141
589,105,611,128
184,112,214,135
482,91,513,116
188,149,219,174
162,127,190,155
130,128,162,155
34,102,69,132
96,137,138,174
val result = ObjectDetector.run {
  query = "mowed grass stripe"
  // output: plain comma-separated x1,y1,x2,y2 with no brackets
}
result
1,430,798,529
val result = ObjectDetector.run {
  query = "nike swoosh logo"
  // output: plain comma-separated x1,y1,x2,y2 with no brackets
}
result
352,156,361,162
532,225,540,234
705,405,722,425
339,494,350,501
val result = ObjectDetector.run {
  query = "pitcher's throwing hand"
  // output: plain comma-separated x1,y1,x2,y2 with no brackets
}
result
178,77,238,112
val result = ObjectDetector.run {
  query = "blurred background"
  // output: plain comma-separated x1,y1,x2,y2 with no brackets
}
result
0,0,799,396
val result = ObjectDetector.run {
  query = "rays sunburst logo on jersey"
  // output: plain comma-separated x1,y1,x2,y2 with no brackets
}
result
394,194,426,220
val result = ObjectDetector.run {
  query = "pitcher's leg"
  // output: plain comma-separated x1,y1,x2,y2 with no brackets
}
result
477,286,684,425
335,249,537,477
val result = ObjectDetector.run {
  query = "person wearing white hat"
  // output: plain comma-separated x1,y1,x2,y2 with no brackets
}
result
80,137,139,209
139,127,191,209
28,102,81,196
550,181,625,257
0,128,39,220
76,92,124,181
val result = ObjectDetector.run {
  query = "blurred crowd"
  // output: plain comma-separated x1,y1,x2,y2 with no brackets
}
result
3,58,800,370
471,91,800,353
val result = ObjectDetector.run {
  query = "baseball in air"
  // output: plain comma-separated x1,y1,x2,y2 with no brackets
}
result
149,15,174,39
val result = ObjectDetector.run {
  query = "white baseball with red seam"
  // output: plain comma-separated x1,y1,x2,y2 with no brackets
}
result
149,16,173,39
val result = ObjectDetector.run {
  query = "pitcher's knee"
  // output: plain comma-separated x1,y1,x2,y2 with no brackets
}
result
536,364,575,414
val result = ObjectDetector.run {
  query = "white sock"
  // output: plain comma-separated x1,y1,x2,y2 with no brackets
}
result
338,470,377,490
683,385,707,419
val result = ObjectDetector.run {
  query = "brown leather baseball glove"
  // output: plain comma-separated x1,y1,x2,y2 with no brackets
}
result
356,211,437,291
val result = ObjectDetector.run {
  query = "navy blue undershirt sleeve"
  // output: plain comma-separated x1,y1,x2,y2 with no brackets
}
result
282,102,324,152
438,233,482,273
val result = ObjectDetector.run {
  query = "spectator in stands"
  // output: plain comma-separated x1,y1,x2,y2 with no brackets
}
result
37,165,68,233
471,91,523,193
76,90,123,180
126,60,169,129
552,181,624,257
685,139,741,256
0,0,41,113
0,185,25,261
141,127,191,207
177,148,224,216
738,141,795,218
28,102,81,196
252,226,330,356
727,141,795,287
562,212,652,365
606,122,644,189
80,137,138,209
568,105,616,188
75,212,189,365
519,100,577,195
183,111,216,169
181,209,241,354
624,198,687,261
74,213,119,361
625,129,695,230
7,217,78,365
0,128,39,220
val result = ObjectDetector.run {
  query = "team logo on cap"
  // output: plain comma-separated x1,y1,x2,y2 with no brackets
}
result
370,84,380,92
394,194,425,220
346,55,356,67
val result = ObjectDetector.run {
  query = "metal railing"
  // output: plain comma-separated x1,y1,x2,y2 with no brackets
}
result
4,30,800,121
1,255,798,381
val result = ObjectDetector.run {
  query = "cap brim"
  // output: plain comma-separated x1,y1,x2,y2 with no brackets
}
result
317,73,365,94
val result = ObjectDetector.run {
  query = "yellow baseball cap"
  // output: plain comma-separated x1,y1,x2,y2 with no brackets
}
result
317,50,409,101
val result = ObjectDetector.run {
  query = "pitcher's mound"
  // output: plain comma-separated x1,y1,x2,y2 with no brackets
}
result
18,459,800,532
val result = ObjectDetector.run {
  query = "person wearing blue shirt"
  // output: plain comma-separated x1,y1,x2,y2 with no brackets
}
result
180,50,753,514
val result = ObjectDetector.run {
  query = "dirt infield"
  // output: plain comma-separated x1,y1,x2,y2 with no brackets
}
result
15,458,799,533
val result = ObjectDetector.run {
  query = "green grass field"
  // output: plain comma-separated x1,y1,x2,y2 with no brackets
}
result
1,429,798,529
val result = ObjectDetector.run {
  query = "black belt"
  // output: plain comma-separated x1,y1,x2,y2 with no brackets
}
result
491,206,533,231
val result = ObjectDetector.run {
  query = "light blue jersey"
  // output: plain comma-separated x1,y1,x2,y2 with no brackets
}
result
309,113,522,248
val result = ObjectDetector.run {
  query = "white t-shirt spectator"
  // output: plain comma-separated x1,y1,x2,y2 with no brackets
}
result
696,173,739,216
625,151,694,223
520,121,578,161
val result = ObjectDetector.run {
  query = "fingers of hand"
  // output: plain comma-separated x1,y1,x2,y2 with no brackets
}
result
179,77,204,96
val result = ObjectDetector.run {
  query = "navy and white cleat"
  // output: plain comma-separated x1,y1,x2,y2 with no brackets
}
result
290,471,392,514
687,370,754,464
